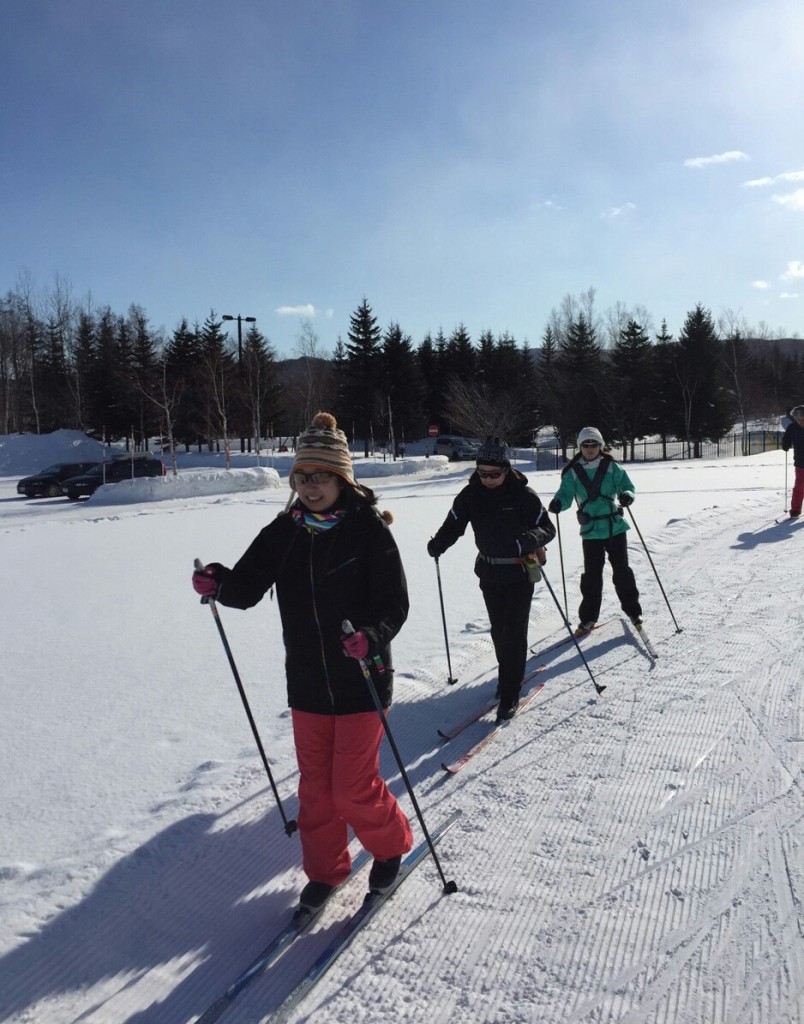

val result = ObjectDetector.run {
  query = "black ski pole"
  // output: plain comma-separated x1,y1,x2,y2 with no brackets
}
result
623,509,683,634
194,558,297,836
433,554,458,685
539,567,606,696
342,620,458,895
555,513,568,620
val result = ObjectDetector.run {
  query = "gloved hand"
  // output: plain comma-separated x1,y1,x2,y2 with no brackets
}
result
342,630,370,661
533,546,547,566
518,533,536,556
427,539,443,559
192,565,220,599
548,498,562,514
619,493,634,508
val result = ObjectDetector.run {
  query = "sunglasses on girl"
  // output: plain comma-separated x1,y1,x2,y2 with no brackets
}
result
294,471,336,485
477,468,505,480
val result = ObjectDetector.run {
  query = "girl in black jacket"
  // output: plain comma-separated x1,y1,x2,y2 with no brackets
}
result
427,438,556,722
192,413,412,915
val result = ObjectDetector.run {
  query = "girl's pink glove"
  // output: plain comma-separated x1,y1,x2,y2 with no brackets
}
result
342,631,369,660
192,568,219,598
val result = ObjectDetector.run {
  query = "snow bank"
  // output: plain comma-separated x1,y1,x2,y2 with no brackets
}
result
0,430,107,475
86,466,283,504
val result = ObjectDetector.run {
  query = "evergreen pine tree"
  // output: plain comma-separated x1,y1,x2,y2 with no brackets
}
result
380,322,423,453
673,304,733,455
609,319,654,459
344,298,383,455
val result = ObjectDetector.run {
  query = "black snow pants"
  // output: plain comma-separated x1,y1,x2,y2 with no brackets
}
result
480,578,534,703
578,531,641,624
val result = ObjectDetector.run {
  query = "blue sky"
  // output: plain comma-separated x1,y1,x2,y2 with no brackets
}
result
2,0,803,357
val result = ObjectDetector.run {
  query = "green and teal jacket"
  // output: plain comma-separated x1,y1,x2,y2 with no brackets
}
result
551,454,635,541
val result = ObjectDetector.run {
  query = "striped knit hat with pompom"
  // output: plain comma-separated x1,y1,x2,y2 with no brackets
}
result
290,412,355,487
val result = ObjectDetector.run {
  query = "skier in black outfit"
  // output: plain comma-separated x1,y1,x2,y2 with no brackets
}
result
781,404,804,518
426,437,556,721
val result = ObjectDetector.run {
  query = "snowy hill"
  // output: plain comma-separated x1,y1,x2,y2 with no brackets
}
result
0,433,801,1024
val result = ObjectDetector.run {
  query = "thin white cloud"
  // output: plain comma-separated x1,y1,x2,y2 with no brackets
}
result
532,199,562,213
684,150,749,169
780,260,804,281
601,202,636,220
773,189,804,211
744,169,804,188
779,292,799,300
752,280,771,290
275,304,319,317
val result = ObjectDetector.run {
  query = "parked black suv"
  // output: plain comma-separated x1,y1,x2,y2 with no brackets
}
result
63,456,164,500
17,461,101,498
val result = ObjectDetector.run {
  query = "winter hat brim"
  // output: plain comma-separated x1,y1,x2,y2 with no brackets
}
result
577,426,605,448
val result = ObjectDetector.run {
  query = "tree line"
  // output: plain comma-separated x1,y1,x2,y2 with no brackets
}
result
1,279,802,462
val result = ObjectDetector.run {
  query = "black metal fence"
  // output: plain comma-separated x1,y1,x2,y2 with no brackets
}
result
520,431,785,471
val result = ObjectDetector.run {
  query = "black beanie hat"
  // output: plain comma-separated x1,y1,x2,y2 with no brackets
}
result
476,436,510,468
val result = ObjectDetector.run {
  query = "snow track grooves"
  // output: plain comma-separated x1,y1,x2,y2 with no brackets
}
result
367,497,802,1024
4,478,801,1024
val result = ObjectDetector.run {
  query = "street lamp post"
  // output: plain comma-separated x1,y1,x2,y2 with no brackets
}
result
222,314,256,452
221,314,256,364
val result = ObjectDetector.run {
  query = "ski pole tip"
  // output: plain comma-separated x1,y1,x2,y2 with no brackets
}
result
284,819,299,837
595,683,607,695
443,879,459,895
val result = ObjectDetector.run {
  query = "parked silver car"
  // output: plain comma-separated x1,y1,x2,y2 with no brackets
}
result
434,435,479,461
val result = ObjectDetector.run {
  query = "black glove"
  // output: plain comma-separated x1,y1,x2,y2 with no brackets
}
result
619,493,634,508
548,499,562,514
427,539,443,559
518,533,537,556
782,443,790,452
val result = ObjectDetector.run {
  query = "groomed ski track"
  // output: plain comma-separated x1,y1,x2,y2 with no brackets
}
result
1,487,802,1024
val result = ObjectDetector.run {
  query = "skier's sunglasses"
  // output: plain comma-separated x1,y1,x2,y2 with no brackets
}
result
580,441,600,449
294,471,336,485
476,468,505,480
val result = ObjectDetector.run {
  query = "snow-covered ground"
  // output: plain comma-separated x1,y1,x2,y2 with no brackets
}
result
0,432,801,1024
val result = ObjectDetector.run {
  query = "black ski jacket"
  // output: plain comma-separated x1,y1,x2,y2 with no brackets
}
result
781,419,804,468
210,491,408,715
429,469,555,586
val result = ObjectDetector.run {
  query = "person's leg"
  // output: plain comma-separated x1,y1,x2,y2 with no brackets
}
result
481,581,533,702
790,466,804,515
607,532,642,620
330,710,413,861
578,539,606,624
291,710,351,886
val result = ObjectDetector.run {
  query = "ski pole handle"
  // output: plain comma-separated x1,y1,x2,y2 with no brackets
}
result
194,557,216,605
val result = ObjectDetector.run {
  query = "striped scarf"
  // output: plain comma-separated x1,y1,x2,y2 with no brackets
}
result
291,507,347,533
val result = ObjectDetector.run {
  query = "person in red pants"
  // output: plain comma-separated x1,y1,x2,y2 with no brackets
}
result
193,412,412,916
781,404,804,518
